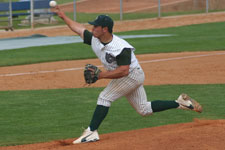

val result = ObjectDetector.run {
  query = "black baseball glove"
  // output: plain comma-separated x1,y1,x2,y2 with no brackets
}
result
84,64,101,84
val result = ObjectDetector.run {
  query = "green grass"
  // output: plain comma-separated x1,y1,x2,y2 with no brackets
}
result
0,21,225,67
0,43,94,66
0,84,224,146
120,21,225,54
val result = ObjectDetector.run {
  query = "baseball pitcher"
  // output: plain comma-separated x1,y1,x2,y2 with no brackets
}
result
54,6,202,144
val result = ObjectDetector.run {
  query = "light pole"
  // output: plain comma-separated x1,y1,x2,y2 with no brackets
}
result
206,0,209,13
9,0,13,28
73,0,76,21
30,0,34,29
158,0,161,18
120,0,123,20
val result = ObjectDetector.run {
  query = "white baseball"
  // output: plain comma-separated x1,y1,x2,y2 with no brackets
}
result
49,1,57,7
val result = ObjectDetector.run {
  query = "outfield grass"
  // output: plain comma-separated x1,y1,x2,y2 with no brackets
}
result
0,21,225,67
0,84,224,146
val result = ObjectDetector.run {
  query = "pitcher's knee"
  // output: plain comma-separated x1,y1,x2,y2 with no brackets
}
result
136,103,153,116
97,97,112,107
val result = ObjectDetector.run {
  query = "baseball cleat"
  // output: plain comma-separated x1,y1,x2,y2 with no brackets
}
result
175,93,202,113
72,127,100,144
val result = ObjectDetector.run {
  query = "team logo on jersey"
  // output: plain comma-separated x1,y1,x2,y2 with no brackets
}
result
105,53,116,63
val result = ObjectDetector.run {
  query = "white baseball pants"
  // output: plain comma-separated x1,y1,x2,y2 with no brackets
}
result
97,67,153,116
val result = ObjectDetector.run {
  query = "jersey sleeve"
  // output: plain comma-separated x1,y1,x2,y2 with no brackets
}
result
83,30,93,45
116,48,131,66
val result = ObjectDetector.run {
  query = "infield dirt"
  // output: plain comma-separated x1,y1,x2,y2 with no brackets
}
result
1,119,225,150
0,0,225,149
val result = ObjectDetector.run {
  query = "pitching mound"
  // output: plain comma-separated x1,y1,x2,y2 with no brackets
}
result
1,119,224,150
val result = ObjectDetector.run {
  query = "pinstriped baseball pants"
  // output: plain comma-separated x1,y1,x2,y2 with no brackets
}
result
97,67,153,116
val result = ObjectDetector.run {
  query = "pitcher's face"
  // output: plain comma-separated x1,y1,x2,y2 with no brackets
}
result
92,25,107,38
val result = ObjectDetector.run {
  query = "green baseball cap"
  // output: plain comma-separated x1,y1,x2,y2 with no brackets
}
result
88,15,114,32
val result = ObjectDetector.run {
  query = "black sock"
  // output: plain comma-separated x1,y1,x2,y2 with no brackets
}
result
151,100,179,113
89,105,109,131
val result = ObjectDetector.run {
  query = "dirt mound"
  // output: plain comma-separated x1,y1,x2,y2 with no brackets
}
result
1,119,224,150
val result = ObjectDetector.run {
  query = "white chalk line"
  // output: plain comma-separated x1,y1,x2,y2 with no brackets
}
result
139,52,225,64
0,67,84,77
1,52,225,77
